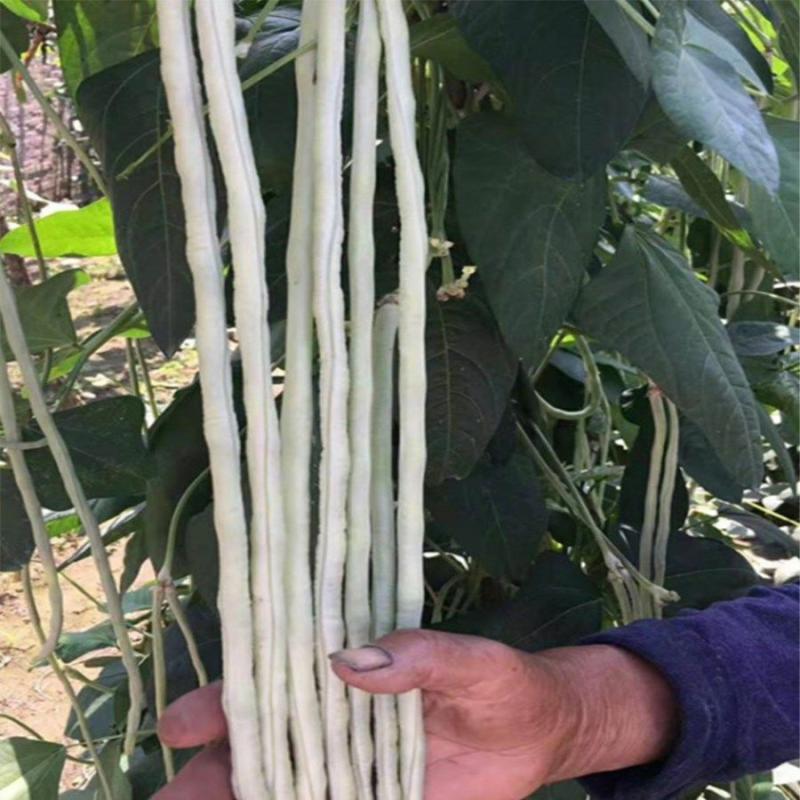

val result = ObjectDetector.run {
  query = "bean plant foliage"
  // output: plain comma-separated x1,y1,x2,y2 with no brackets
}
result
0,0,798,798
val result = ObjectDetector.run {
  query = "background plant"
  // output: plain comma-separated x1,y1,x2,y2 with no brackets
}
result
0,0,798,798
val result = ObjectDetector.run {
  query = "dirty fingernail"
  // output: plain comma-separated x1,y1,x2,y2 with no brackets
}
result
329,646,394,672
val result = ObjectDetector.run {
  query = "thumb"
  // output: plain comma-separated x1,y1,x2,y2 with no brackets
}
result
330,629,517,695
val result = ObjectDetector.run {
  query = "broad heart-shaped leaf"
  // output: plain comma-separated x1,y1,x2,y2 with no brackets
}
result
748,117,799,277
54,0,158,98
408,13,498,85
626,94,687,164
426,450,547,580
584,0,651,88
76,51,196,356
453,0,646,180
0,469,34,571
0,738,65,800
1,270,88,360
24,396,153,510
652,1,779,193
239,9,300,194
574,226,763,489
686,0,773,93
440,552,603,652
425,287,517,484
0,200,116,258
454,113,605,371
0,5,28,74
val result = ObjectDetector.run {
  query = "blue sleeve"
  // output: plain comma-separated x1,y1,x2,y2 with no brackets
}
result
577,583,799,800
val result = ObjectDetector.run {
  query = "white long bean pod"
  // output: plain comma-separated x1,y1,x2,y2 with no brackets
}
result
194,2,293,795
345,0,382,795
653,400,680,599
640,390,667,587
155,2,265,796
311,0,355,796
0,347,63,661
370,298,402,800
375,1,429,796
281,1,327,798
0,265,144,756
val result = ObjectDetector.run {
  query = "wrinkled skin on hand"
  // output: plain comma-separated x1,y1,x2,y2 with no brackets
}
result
153,630,677,800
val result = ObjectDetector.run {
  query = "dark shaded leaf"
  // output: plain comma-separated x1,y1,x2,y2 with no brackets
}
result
453,0,647,179
0,469,34,571
663,533,758,612
748,117,799,277
626,95,687,163
25,397,152,510
728,321,800,357
76,51,196,356
718,505,799,557
425,289,517,484
55,623,116,664
529,781,587,800
1,270,88,360
774,0,799,83
409,13,498,84
440,552,603,652
65,660,128,741
54,0,158,98
757,403,797,489
184,503,218,610
426,451,547,580
652,1,778,192
585,0,651,88
120,528,148,594
642,175,707,218
678,414,745,503
0,5,28,74
0,738,65,800
574,226,763,488
454,112,605,370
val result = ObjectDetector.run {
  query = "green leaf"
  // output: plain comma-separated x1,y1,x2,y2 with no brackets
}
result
426,451,547,580
774,0,800,84
75,51,196,356
1,270,88,360
183,502,218,610
757,403,797,489
574,227,763,488
585,0,651,88
642,175,708,219
453,0,647,179
671,147,753,247
440,552,603,652
663,533,758,612
92,741,132,800
0,199,116,258
685,1,773,93
239,9,301,194
0,469,34,571
0,0,46,23
64,661,127,741
425,288,517,484
54,0,158,98
24,396,152,510
529,781,587,800
454,112,605,370
652,1,779,192
748,116,799,277
728,321,800,357
55,623,116,664
409,13,498,85
626,96,687,163
0,738,65,800
0,5,28,74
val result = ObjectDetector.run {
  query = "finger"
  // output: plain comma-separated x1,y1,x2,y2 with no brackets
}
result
158,681,227,749
152,742,234,800
330,629,521,695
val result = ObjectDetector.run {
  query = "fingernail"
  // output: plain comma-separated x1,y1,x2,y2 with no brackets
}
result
329,645,394,672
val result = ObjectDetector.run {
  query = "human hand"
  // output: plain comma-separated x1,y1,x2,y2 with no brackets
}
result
153,630,677,800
